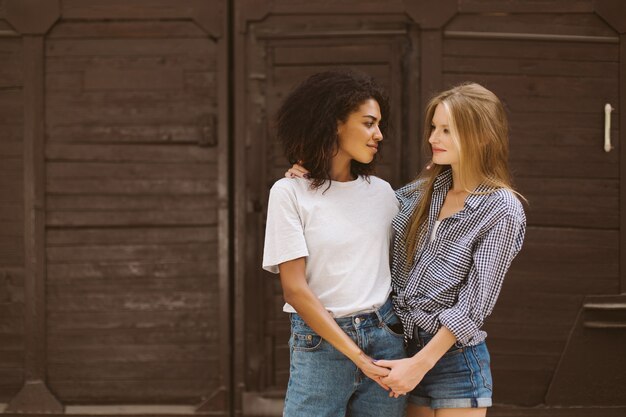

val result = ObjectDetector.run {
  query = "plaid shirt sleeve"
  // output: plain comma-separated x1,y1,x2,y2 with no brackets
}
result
438,213,526,344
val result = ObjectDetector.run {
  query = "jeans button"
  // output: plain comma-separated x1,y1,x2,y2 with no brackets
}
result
355,317,361,324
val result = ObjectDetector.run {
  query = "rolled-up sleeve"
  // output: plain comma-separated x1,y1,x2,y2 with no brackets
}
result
438,214,525,344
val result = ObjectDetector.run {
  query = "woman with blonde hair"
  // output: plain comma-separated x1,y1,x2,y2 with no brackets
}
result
375,82,526,416
286,81,526,416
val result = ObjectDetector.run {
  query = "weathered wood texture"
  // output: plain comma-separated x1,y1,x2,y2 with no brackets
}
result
0,36,24,402
241,13,418,393
442,12,620,405
43,20,221,404
458,0,594,13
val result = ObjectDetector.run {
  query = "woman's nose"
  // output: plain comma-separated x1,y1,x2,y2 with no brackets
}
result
374,126,383,141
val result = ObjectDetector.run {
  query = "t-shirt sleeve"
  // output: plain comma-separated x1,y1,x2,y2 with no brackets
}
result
262,183,309,274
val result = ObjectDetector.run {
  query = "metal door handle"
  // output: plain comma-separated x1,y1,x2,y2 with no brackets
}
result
604,103,614,152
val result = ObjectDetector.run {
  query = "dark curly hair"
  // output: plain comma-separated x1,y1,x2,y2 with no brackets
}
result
275,69,390,189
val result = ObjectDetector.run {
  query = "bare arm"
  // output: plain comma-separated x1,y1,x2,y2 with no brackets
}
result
279,257,392,390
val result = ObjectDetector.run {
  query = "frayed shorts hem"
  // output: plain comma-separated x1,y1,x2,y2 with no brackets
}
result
408,396,492,409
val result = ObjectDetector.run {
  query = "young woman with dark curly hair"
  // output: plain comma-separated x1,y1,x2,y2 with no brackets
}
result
262,70,407,417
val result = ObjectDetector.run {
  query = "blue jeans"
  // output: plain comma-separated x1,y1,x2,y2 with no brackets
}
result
284,298,407,417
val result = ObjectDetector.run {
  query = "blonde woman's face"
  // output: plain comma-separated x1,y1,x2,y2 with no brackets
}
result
429,103,459,167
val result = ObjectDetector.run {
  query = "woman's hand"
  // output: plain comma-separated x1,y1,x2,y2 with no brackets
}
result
376,357,432,398
352,352,393,392
285,163,310,179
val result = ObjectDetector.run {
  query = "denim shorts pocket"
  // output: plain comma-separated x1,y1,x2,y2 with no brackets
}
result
418,331,463,356
291,332,324,352
381,313,404,338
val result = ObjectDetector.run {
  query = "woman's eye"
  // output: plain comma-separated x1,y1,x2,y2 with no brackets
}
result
443,129,449,134
365,122,374,128
430,124,436,130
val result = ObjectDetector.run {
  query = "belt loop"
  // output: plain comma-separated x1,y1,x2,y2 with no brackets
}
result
374,303,384,326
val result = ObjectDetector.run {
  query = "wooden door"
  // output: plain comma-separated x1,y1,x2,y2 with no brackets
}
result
236,1,626,413
234,2,422,414
441,11,621,406
1,1,231,413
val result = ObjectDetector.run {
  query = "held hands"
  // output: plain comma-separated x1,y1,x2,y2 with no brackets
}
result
376,357,432,398
354,352,418,397
353,351,393,392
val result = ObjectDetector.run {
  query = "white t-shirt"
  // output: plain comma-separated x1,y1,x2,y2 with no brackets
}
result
262,175,399,317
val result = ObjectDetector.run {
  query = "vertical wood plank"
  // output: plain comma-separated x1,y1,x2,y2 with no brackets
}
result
233,2,249,414
195,0,231,412
6,35,62,414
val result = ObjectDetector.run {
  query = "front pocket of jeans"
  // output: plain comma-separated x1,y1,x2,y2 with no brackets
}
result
381,314,404,338
291,332,323,352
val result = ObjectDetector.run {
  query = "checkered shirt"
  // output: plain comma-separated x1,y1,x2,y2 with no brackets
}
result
391,168,526,346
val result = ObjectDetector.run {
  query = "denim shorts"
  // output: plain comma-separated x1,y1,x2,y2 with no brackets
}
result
284,298,407,417
407,328,493,409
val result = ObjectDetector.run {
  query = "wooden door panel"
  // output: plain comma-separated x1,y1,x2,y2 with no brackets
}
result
43,19,223,404
242,13,416,398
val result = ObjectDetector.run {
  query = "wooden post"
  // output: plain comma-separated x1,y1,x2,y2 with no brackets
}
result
194,0,231,412
4,1,62,413
233,2,272,415
403,0,458,170
5,28,62,417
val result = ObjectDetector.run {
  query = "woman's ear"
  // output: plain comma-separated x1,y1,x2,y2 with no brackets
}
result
336,121,344,136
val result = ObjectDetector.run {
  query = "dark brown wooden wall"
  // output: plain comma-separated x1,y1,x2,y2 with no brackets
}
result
1,0,625,415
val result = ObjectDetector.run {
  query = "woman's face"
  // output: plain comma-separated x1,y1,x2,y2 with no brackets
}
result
429,103,460,167
336,99,383,164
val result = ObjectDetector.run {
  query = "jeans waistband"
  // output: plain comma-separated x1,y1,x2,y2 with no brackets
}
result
291,298,395,331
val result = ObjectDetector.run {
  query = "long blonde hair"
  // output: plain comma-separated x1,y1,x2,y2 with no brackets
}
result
405,82,523,262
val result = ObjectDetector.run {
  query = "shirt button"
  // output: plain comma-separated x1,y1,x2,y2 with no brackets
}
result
355,317,361,324
306,335,312,340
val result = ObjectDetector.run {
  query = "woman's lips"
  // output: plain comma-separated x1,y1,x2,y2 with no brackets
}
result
432,148,445,153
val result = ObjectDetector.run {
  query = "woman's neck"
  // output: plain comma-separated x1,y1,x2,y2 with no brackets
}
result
330,156,354,182
450,165,480,193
